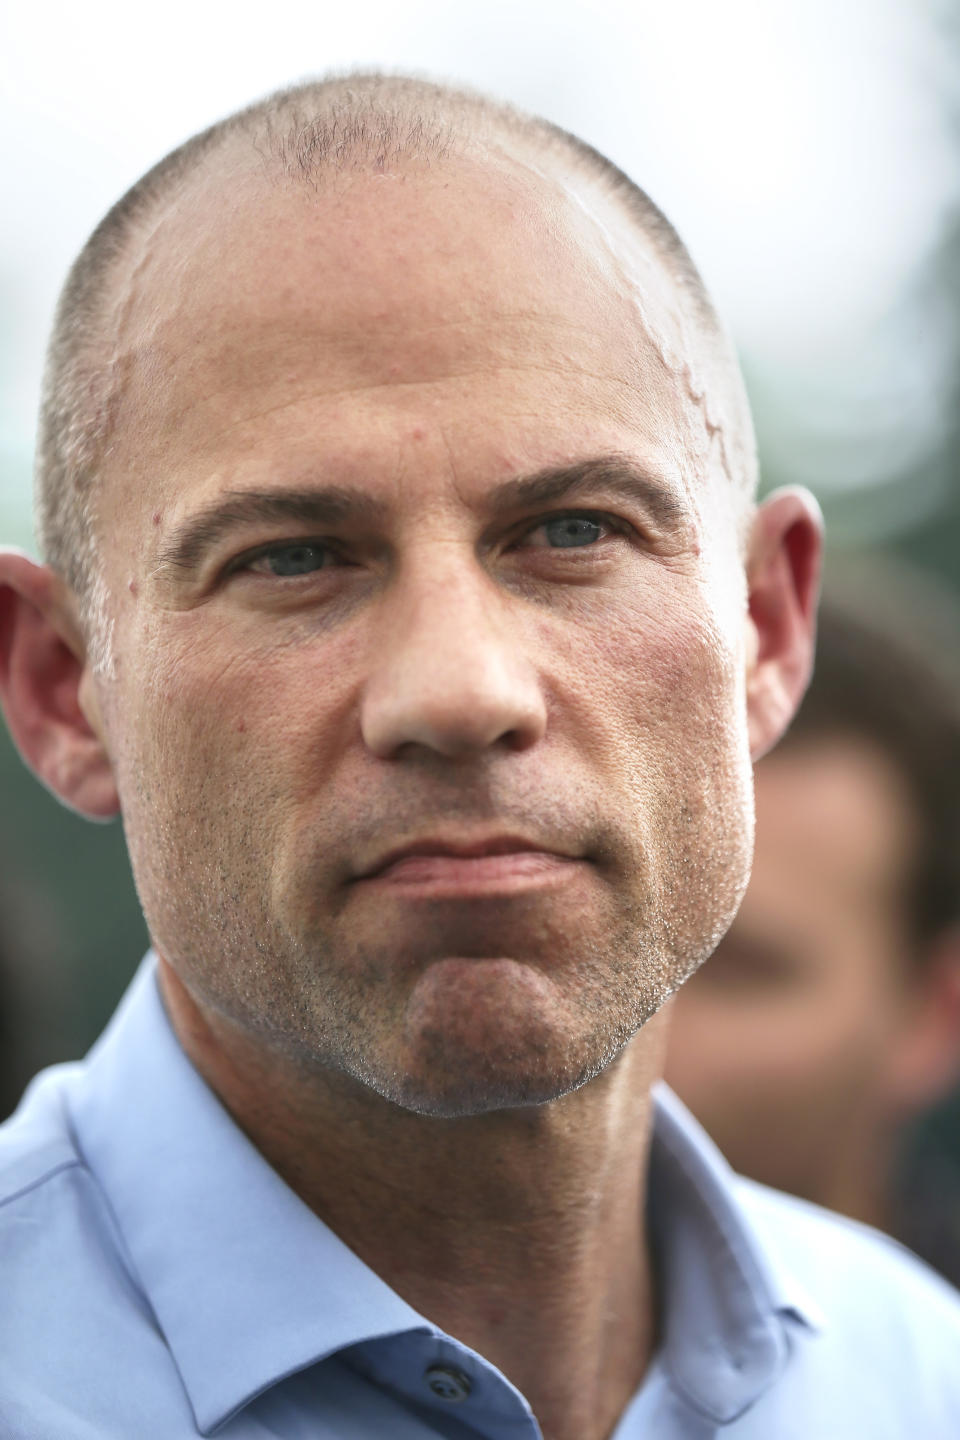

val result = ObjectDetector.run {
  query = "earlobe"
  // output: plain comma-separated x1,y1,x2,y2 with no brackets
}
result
0,548,120,820
744,488,823,761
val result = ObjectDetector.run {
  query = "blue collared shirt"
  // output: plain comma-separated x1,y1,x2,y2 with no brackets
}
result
2,954,960,1438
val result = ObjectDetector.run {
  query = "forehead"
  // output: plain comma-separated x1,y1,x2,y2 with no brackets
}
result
99,146,723,540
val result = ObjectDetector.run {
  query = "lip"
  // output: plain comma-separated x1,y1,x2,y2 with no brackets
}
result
354,835,583,896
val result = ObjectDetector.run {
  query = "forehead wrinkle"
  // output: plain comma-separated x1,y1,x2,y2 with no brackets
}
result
512,149,750,506
96,188,196,430
511,147,747,494
103,153,740,553
90,152,284,480
112,157,670,407
147,353,669,460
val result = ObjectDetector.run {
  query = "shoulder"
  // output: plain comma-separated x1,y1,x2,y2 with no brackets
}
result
0,1062,141,1311
0,1063,85,1208
735,1174,960,1427
0,1067,184,1437
737,1172,960,1313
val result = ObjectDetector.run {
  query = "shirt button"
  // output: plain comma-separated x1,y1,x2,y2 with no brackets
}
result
424,1365,472,1402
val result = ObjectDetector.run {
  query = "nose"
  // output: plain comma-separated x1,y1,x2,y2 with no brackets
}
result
360,562,548,761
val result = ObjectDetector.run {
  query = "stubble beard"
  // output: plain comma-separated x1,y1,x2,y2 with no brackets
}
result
130,795,751,1120
123,652,754,1118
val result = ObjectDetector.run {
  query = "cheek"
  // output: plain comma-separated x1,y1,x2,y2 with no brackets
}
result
548,572,744,732
109,618,361,953
553,578,755,946
591,584,752,825
129,612,351,767
108,617,342,864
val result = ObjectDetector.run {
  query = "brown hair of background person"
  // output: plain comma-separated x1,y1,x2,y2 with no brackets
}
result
665,571,960,1286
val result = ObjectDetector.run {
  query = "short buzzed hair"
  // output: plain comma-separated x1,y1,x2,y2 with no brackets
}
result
35,70,756,643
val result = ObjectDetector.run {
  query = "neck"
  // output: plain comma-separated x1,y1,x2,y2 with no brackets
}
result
158,955,670,1440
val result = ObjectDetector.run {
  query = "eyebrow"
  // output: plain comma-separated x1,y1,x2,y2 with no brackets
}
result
155,486,388,577
153,454,689,579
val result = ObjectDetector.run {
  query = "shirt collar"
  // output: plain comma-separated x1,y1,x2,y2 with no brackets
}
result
69,954,821,1433
69,956,435,1433
647,1082,823,1423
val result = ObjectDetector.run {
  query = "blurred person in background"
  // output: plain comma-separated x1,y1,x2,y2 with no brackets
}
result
666,574,960,1288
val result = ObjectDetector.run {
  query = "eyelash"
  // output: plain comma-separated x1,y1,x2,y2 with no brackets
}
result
229,510,633,579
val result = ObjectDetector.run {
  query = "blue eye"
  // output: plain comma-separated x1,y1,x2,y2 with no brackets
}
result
250,543,332,577
535,516,605,549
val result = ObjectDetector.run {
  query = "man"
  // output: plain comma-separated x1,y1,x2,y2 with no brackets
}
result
0,73,957,1439
665,583,960,1286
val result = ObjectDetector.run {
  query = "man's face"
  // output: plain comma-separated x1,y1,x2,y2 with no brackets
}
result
89,150,755,1115
665,738,922,1195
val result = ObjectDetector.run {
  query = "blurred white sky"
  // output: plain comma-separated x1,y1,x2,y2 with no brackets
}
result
1,0,956,542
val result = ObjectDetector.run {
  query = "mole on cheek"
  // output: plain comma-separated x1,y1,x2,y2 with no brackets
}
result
128,579,139,596
152,512,162,526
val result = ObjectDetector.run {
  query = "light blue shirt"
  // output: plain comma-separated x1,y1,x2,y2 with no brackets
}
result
2,954,960,1438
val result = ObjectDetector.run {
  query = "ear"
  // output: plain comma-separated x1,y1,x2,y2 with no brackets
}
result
0,548,119,820
883,931,960,1114
744,487,823,761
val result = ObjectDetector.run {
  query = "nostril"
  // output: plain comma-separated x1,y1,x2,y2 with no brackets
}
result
360,667,546,761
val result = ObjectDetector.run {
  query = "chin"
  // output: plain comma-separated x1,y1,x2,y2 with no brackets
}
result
368,982,637,1119
371,1047,610,1119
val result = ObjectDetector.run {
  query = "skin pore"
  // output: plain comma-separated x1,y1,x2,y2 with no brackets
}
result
0,138,820,1440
